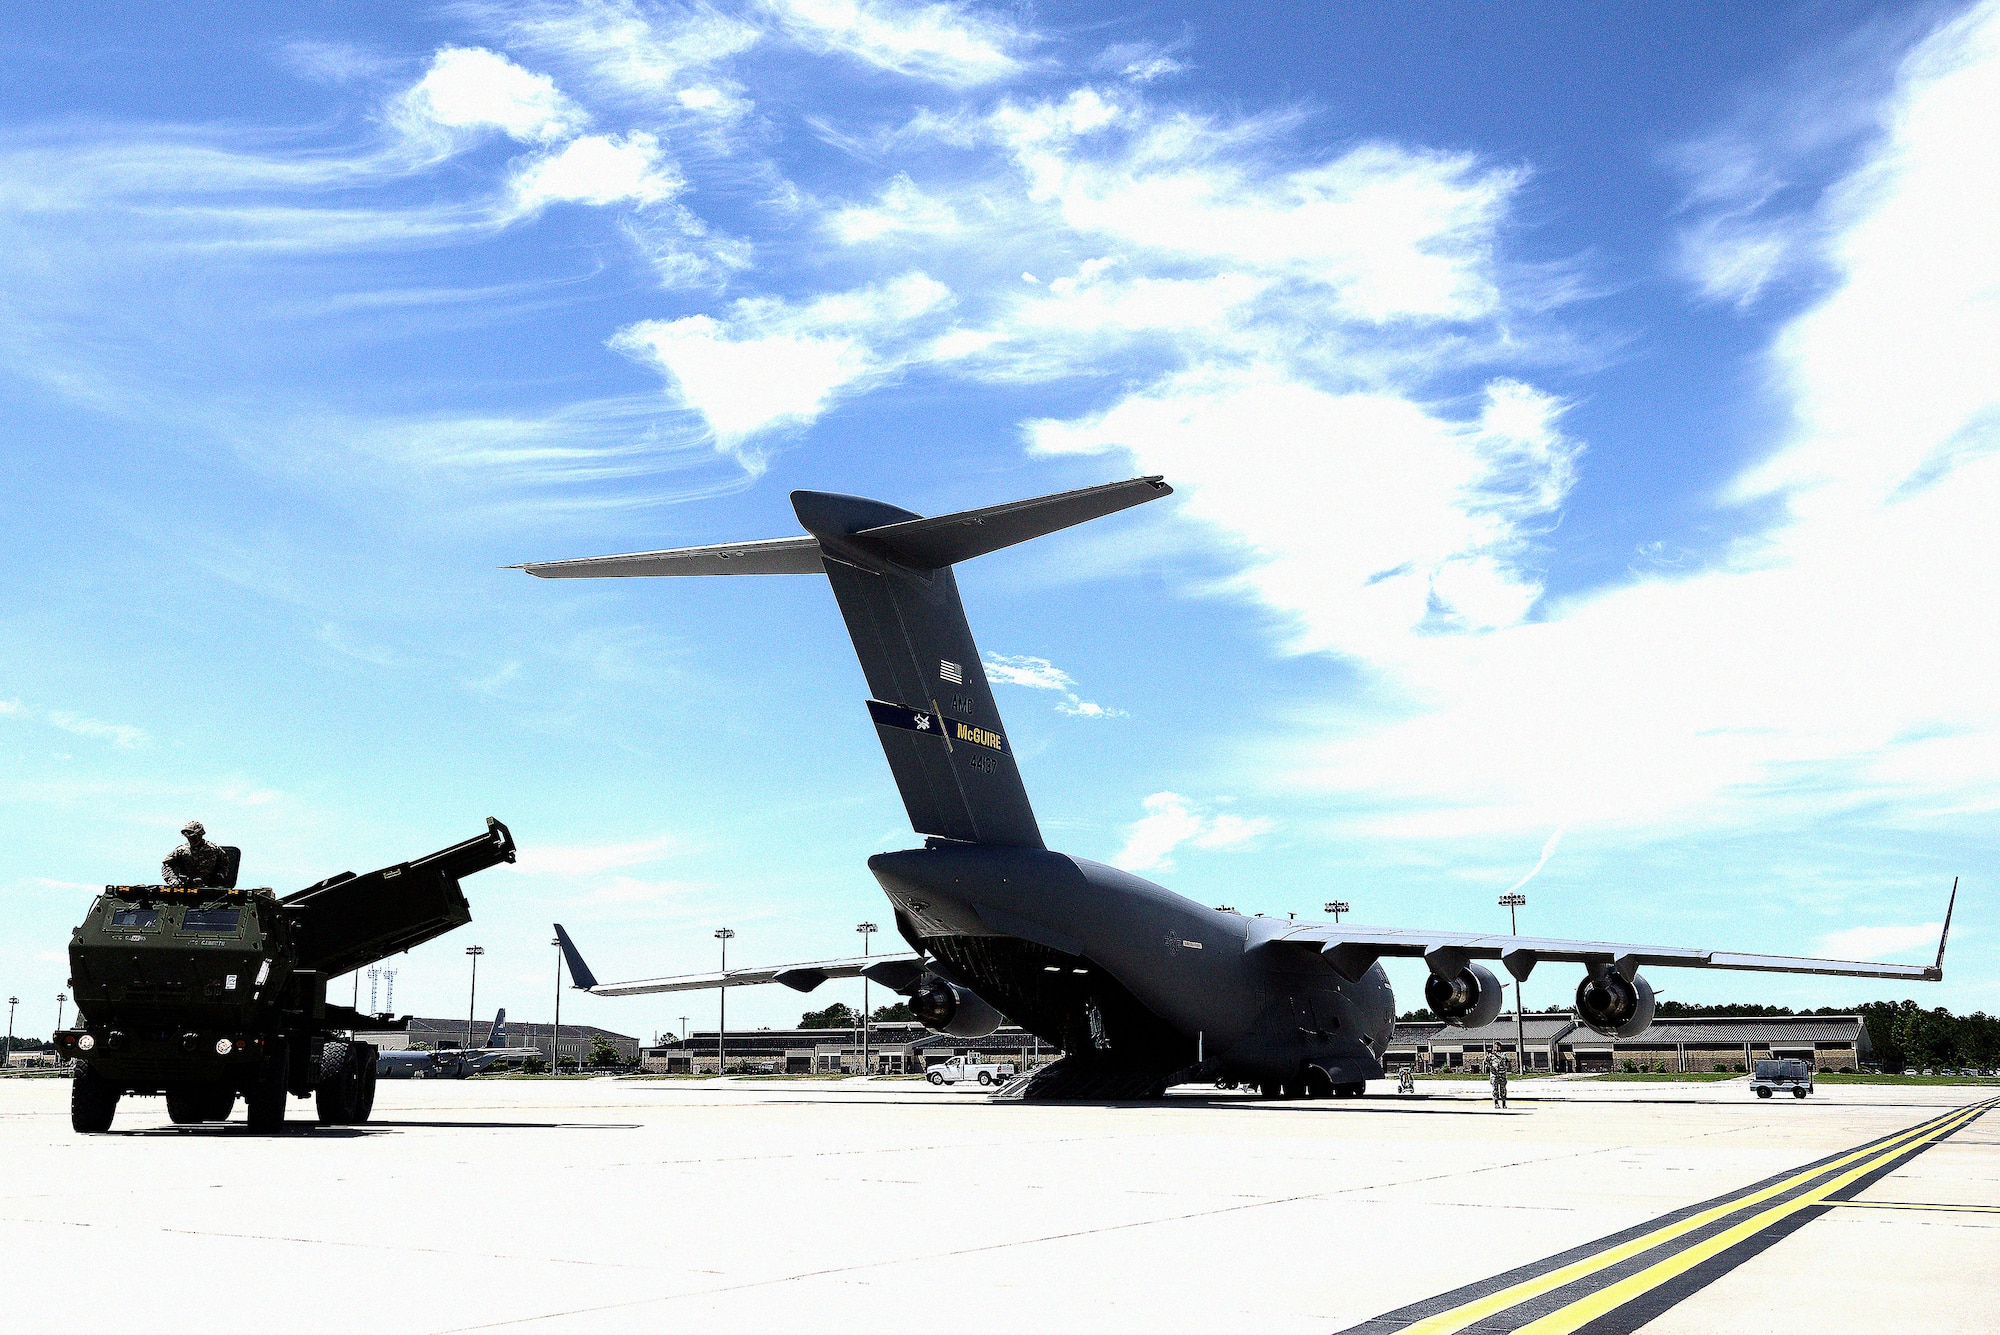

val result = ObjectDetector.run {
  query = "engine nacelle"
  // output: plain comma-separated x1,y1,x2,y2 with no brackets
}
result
1424,963,1505,1030
1575,969,1656,1038
910,977,1003,1038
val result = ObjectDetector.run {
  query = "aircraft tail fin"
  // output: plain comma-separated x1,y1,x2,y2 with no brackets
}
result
514,477,1172,847
489,1007,508,1049
795,478,1169,847
554,923,599,990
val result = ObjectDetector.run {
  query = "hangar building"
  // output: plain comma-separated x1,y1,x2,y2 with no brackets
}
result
1386,1013,1873,1073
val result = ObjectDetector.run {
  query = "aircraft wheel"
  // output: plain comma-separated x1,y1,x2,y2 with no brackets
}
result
1259,1082,1281,1099
1336,1082,1366,1098
166,1087,212,1124
204,1088,237,1122
70,1061,119,1134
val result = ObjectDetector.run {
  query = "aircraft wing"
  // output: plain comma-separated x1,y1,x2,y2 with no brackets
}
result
1255,881,1956,983
555,924,924,997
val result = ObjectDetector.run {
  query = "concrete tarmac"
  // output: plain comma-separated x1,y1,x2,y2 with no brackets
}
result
1,1075,1993,1334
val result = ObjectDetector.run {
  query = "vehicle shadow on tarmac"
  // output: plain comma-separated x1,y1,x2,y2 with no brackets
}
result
118,1119,642,1136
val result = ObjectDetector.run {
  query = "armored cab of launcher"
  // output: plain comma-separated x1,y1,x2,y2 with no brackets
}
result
56,818,515,1134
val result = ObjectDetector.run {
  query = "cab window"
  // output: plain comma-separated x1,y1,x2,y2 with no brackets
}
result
181,908,241,933
108,907,160,928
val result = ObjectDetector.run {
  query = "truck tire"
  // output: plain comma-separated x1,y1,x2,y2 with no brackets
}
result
316,1040,360,1124
71,1060,119,1133
978,1071,993,1086
928,1071,944,1085
246,1046,287,1133
1793,1087,1807,1098
1757,1087,1772,1098
353,1061,378,1122
204,1088,237,1122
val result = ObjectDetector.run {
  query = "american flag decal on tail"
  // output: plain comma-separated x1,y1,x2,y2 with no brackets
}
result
939,659,963,684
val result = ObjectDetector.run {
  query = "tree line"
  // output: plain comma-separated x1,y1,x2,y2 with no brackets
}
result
798,1001,914,1028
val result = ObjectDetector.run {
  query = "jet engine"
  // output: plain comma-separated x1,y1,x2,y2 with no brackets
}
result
1424,963,1505,1030
910,977,1003,1038
1575,968,1656,1038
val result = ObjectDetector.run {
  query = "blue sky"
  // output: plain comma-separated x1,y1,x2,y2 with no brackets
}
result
3,0,1995,1042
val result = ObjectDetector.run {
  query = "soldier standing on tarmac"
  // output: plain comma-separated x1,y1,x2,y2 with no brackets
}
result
1486,1050,1510,1108
161,821,227,888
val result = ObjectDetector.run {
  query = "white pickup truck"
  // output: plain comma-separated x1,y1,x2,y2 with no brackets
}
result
926,1057,1018,1087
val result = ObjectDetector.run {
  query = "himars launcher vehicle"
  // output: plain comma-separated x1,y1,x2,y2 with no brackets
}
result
520,477,1955,1100
56,819,515,1132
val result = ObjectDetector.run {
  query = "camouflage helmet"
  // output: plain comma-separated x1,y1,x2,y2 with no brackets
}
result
181,820,206,839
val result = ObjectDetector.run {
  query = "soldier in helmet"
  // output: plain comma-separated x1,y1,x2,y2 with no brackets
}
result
162,821,228,888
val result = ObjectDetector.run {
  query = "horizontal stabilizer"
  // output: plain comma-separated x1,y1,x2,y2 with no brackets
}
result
847,475,1170,571
506,476,1170,580
511,536,822,580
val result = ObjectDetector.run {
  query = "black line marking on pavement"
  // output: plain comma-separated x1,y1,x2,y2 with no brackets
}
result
1334,1099,1994,1335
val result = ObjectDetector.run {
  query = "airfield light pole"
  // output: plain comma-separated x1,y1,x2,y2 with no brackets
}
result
4,997,15,1068
679,1015,689,1045
55,992,65,1037
465,945,485,1053
715,929,734,1075
1500,894,1527,1073
551,935,564,1075
1325,901,1350,923
857,922,877,1075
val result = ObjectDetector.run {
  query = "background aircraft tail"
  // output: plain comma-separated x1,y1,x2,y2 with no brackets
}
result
488,1007,508,1049
519,476,1171,846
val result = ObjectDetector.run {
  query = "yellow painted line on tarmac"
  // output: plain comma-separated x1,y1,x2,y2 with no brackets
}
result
1510,1098,1996,1335
1395,1098,1993,1335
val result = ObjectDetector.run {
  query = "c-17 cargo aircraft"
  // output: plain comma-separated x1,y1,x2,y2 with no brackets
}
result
517,476,1957,1100
375,1009,542,1079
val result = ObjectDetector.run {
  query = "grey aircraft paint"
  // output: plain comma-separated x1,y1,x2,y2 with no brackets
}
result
518,476,1952,1100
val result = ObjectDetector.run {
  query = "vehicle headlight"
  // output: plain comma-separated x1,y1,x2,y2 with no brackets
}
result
77,1034,96,1052
215,1038,234,1056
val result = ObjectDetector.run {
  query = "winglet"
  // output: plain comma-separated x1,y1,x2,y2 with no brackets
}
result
1927,877,1959,981
554,923,599,990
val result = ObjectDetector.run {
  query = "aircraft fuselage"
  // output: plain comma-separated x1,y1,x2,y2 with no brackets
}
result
869,845,1396,1088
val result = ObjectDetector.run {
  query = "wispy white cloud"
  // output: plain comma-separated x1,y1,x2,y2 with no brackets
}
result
397,45,588,144
1262,2,2000,840
1818,922,1943,960
511,131,683,209
983,654,1124,718
766,0,1029,87
480,0,761,113
45,711,146,749
830,173,962,242
1113,792,1274,872
611,272,953,456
